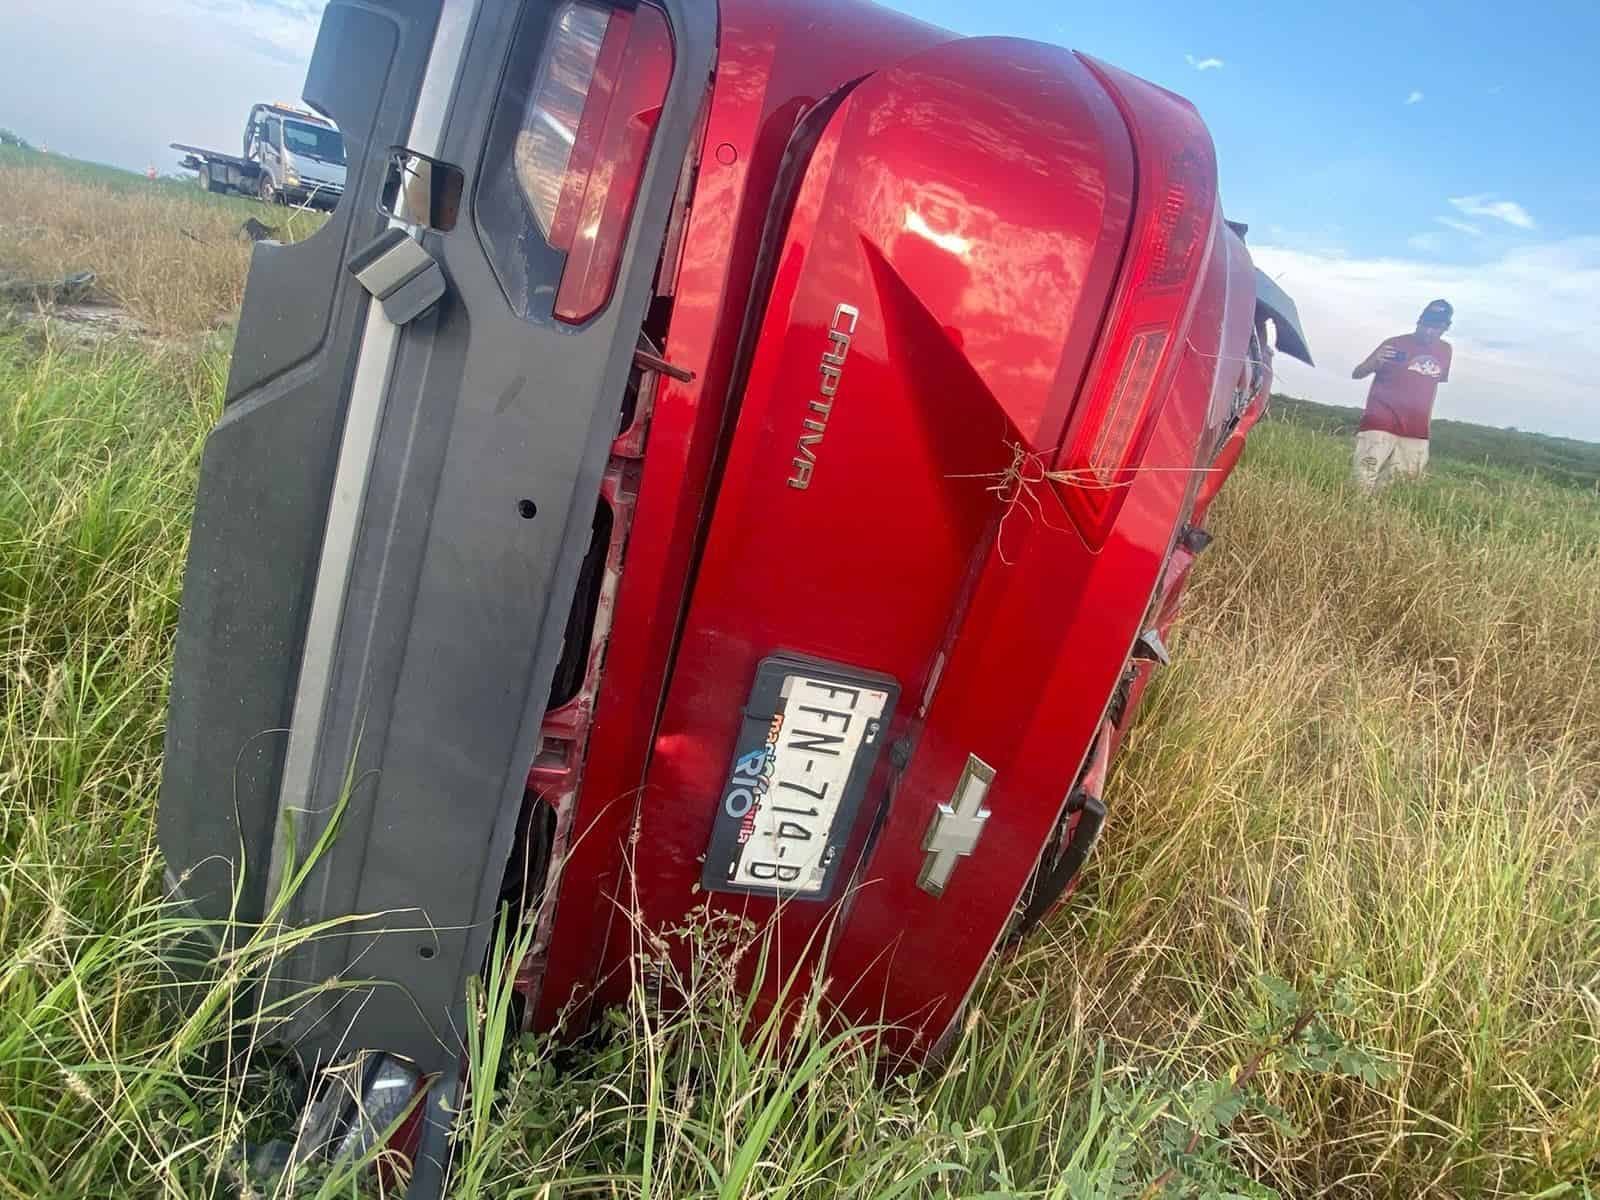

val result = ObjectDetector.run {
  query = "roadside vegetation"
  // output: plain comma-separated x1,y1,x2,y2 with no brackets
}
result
1272,394,1600,492
0,146,322,337
1,151,1596,1198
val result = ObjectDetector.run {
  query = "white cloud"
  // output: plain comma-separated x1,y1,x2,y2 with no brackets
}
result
2,0,325,172
1185,54,1225,71
1435,217,1483,237
99,0,324,65
1264,226,1348,258
1405,90,1424,105
1252,236,1600,440
1406,233,1445,254
1448,194,1537,231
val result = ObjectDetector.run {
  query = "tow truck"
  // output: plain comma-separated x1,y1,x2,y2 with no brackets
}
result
160,0,1312,1189
172,101,346,209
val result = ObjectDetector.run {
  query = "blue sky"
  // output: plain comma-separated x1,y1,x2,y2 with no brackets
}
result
891,0,1600,440
4,0,1597,438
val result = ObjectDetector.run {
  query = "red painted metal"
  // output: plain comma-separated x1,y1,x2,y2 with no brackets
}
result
1052,58,1220,545
627,31,1143,1040
525,0,1272,1049
533,0,954,1030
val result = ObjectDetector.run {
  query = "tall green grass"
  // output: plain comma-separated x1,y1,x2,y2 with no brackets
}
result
0,322,1596,1197
454,906,1373,1200
0,327,429,1198
450,416,1599,1198
0,327,229,1195
1055,418,1600,1194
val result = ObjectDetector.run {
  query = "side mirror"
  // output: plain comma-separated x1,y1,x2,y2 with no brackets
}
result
380,150,464,233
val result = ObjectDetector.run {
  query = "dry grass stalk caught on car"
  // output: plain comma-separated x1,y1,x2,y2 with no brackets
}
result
954,439,1214,562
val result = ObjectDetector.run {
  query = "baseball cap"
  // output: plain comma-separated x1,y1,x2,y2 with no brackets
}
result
1420,299,1454,326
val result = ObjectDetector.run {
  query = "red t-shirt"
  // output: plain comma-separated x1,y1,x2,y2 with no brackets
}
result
1359,334,1452,439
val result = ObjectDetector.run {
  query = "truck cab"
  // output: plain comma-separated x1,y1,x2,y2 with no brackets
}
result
245,102,347,209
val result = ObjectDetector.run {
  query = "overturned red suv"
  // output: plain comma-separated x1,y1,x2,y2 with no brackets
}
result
161,0,1311,1185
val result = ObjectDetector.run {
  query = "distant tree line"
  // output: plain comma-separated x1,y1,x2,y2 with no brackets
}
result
1269,393,1600,491
0,128,36,151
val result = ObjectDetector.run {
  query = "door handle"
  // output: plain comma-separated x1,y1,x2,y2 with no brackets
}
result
348,228,446,326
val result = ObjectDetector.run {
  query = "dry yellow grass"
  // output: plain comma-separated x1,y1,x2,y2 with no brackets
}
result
1030,421,1600,1195
0,156,321,336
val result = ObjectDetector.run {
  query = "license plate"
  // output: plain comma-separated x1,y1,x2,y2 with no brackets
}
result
702,655,898,900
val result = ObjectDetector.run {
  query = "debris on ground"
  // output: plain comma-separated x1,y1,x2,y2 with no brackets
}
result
0,269,154,344
239,218,279,242
0,270,96,305
3,301,152,345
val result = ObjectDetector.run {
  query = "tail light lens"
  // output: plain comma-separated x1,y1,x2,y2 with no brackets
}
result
1055,59,1218,544
511,0,673,324
514,4,611,240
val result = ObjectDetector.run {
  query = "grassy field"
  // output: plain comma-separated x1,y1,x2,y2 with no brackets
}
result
1270,394,1600,493
1,156,1598,1198
0,146,323,337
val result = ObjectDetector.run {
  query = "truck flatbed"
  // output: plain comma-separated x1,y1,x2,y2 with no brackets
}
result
171,102,344,210
170,143,251,169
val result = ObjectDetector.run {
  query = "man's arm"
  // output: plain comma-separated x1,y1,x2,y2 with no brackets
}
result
1352,340,1396,380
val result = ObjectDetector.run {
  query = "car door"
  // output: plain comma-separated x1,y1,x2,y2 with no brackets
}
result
160,0,714,1184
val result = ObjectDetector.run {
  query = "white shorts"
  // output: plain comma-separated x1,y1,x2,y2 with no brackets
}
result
1353,429,1429,493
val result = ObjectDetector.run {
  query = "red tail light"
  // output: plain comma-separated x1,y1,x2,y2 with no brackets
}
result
516,1,674,325
1055,59,1218,543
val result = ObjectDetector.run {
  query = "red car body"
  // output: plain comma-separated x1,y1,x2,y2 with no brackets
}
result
159,0,1309,1183
521,0,1288,1044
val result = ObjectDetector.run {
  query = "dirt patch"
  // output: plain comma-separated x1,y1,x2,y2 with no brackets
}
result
16,300,155,343
1,284,173,347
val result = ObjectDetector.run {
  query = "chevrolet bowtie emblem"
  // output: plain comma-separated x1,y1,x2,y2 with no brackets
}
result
917,754,994,896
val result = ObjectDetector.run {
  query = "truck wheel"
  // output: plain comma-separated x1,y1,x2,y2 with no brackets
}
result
258,174,278,205
198,165,223,194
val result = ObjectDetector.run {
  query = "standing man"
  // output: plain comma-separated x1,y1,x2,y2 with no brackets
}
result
1350,299,1454,492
